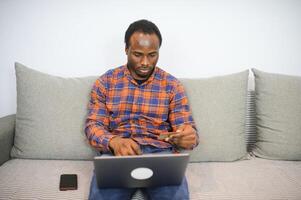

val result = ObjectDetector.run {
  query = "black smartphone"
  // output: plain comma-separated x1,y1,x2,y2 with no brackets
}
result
59,174,78,191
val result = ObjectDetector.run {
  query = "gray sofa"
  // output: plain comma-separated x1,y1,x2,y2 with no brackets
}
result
0,63,301,200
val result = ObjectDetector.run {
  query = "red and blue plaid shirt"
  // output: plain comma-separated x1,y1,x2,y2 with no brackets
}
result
85,65,197,153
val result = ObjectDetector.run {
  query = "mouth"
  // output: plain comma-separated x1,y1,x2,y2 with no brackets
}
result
139,68,151,74
137,67,153,75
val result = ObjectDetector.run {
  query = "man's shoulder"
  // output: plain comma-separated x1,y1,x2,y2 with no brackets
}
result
155,67,187,95
102,66,125,77
92,66,125,88
155,67,181,85
97,66,125,81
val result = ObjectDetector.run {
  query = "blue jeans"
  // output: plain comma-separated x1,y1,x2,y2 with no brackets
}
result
88,145,189,200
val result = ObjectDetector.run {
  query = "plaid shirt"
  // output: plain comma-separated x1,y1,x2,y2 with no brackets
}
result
85,65,197,153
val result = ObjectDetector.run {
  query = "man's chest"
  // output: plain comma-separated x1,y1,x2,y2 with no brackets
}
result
105,83,171,118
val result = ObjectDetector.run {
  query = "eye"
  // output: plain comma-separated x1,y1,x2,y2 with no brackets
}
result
149,53,157,57
133,53,141,57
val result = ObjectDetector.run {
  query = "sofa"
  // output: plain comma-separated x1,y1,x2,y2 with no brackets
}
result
0,63,301,200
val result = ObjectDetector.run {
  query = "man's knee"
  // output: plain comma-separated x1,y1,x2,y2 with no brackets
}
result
145,177,189,200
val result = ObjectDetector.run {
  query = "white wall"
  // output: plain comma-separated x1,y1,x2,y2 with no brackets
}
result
1,0,301,117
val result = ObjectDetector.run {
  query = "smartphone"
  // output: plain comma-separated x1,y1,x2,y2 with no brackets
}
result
59,174,78,191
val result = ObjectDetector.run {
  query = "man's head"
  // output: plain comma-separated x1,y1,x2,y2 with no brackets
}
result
125,19,162,81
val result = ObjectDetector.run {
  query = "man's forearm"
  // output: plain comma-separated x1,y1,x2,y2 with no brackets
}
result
85,119,116,153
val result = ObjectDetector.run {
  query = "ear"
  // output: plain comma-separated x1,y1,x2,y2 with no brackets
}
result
125,47,129,55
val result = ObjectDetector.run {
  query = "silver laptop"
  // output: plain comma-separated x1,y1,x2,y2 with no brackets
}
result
94,153,190,188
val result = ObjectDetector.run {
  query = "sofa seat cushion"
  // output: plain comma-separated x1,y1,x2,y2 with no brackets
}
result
186,157,301,200
0,159,146,200
0,159,93,200
1,158,301,200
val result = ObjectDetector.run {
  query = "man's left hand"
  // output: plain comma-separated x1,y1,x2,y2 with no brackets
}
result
165,124,197,149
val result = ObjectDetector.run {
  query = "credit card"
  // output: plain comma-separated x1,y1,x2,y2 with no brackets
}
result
158,132,177,140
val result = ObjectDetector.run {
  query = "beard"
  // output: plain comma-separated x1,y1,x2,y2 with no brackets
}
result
136,66,155,77
127,63,155,80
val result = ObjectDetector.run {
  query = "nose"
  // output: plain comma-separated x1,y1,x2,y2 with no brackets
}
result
141,56,150,66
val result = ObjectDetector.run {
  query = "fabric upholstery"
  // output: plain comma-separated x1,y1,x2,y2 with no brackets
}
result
0,114,15,166
252,69,301,160
12,63,249,162
2,64,301,200
246,91,256,152
187,157,301,200
1,158,301,200
0,159,93,200
180,71,249,162
11,63,97,159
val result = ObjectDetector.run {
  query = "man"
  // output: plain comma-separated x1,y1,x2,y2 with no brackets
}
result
85,19,198,200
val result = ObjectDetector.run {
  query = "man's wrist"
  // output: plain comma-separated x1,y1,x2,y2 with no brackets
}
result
108,136,119,154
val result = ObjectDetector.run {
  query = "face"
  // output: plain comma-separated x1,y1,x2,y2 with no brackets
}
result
126,32,160,81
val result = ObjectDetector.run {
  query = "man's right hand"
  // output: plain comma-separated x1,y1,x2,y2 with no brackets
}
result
109,137,142,156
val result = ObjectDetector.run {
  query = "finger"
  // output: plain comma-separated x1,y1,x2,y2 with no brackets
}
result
178,142,194,149
179,125,196,136
119,148,132,156
117,148,126,156
165,135,180,142
181,133,196,140
126,149,137,156
115,152,122,156
177,136,197,148
128,139,141,155
164,137,176,146
170,137,179,145
172,126,194,139
172,133,182,137
176,125,185,131
180,135,196,144
172,134,196,146
125,142,141,155
180,129,196,139
169,135,183,145
184,126,197,135
169,133,184,140
131,143,142,155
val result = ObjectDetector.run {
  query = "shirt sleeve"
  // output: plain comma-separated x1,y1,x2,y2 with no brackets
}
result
85,76,117,153
168,81,199,147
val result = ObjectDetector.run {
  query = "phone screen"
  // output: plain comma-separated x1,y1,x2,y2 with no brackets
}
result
59,174,78,191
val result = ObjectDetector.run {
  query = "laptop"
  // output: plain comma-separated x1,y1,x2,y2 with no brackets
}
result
94,153,190,188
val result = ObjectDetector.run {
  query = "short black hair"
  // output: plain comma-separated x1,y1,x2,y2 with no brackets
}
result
124,19,162,49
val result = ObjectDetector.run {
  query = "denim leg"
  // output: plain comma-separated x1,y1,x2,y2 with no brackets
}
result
89,172,136,200
145,176,189,200
142,146,189,199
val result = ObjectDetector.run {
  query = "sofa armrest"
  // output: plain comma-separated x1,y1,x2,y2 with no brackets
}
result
0,114,15,166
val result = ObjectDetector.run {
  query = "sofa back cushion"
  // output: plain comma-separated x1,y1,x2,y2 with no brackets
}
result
12,63,249,161
252,69,301,160
11,63,97,159
181,70,249,162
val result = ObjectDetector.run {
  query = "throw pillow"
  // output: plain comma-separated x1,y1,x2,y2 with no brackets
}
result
252,69,301,160
180,70,249,162
11,63,98,159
